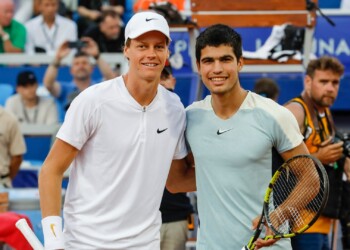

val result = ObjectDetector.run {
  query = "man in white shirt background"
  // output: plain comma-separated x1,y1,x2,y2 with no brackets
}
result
25,0,77,55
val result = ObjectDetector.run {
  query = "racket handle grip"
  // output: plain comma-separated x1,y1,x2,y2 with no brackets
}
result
241,247,249,250
16,218,44,250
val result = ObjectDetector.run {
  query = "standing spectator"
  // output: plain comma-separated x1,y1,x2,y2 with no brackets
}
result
83,10,124,53
0,0,26,53
159,62,194,250
38,11,188,249
0,107,26,188
77,0,125,37
284,56,350,250
25,0,77,55
43,37,116,110
253,77,280,102
5,70,58,125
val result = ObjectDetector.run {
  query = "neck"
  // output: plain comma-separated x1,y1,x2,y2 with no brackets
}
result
211,87,247,119
301,91,326,114
23,96,38,108
44,16,55,27
74,78,91,91
123,74,158,106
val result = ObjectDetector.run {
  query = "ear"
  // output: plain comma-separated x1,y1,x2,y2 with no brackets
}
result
237,57,244,72
304,75,312,92
124,46,129,60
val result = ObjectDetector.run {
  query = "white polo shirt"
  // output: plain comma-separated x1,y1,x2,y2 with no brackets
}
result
57,76,187,249
25,14,77,55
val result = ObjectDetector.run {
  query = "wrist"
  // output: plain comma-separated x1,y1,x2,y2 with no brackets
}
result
51,58,61,68
2,32,9,42
42,216,65,249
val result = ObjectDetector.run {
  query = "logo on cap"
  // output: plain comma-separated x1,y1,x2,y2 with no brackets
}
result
146,18,158,22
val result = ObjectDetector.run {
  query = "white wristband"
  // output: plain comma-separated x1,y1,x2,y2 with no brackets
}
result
42,216,65,250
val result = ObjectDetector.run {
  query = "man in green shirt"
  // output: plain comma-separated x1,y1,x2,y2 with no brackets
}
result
0,0,26,53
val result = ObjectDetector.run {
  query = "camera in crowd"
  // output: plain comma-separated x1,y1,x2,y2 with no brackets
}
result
67,40,87,50
333,132,350,158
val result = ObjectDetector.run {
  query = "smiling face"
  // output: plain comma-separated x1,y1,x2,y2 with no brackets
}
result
124,31,169,83
197,44,243,96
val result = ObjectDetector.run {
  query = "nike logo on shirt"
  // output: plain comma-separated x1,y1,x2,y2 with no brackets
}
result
157,128,168,134
217,128,233,135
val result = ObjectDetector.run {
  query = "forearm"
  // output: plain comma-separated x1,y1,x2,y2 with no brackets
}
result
44,59,60,96
2,40,23,53
39,139,78,217
166,159,196,193
39,167,64,217
77,6,98,20
9,155,23,179
97,56,117,80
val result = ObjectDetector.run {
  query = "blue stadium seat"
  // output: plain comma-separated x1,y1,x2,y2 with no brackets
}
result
0,83,14,106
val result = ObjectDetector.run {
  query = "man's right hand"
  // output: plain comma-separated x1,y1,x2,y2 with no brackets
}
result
55,41,71,62
316,137,344,165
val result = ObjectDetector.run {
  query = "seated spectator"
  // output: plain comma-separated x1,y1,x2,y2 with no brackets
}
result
0,107,26,188
0,212,33,250
25,0,77,55
5,70,59,125
253,77,280,102
77,0,125,37
44,37,116,110
0,0,26,53
84,10,124,53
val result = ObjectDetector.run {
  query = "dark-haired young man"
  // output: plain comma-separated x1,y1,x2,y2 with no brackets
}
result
167,24,308,249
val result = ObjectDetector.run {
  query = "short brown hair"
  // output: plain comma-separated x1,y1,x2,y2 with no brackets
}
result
306,56,344,78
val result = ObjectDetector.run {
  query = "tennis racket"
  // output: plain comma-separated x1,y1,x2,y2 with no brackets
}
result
16,218,44,250
242,154,329,250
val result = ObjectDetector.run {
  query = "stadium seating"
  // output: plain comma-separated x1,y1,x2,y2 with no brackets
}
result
0,83,14,106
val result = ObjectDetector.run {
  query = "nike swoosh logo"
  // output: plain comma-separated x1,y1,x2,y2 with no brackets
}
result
217,128,233,135
157,128,168,134
146,18,157,22
50,223,57,237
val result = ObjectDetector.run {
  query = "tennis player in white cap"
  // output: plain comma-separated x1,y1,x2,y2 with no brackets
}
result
39,11,191,249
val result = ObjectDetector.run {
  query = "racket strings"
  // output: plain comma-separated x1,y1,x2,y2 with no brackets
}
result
267,157,326,234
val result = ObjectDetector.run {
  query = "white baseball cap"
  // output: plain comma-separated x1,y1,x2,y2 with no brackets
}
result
124,11,171,44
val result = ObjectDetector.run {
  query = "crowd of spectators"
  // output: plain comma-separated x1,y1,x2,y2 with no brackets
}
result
0,0,127,56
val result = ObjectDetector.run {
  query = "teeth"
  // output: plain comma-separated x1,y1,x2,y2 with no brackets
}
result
211,77,226,81
144,63,157,67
